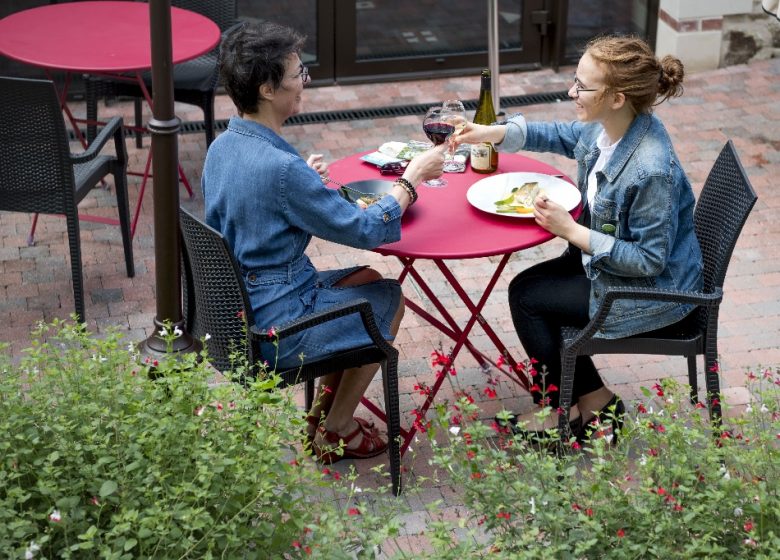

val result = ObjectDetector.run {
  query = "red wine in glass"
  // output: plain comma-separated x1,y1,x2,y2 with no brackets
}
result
423,122,455,145
421,106,450,187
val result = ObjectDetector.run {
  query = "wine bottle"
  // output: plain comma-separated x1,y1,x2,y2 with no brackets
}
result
470,69,499,173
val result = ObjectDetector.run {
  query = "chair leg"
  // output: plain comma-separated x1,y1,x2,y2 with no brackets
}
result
134,98,143,149
85,77,99,144
113,167,135,277
687,354,699,404
380,351,402,496
66,215,85,323
305,379,315,411
557,351,577,439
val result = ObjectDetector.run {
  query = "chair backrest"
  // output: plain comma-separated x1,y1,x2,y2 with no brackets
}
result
693,140,757,323
179,207,259,373
172,0,237,31
0,76,75,214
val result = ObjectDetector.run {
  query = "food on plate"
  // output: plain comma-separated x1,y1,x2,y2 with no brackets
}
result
494,182,546,214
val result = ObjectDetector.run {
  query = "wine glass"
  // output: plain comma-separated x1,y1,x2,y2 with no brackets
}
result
422,106,452,187
441,99,467,173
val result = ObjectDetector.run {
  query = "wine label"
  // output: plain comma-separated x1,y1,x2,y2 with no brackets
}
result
471,142,494,171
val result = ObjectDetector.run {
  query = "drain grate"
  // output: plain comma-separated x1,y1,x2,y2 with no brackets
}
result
70,90,570,141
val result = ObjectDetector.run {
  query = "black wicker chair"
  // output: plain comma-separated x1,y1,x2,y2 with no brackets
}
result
557,140,757,436
86,0,237,148
0,76,134,323
179,208,403,495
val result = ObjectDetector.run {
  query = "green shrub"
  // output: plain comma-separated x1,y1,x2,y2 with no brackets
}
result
420,369,780,559
0,320,401,559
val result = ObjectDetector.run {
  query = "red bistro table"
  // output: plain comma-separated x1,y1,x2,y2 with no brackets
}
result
0,1,221,238
329,152,581,452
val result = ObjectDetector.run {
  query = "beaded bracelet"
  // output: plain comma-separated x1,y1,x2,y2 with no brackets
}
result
394,177,418,205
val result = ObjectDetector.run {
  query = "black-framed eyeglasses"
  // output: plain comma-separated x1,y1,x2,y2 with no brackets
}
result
290,64,310,84
572,75,598,97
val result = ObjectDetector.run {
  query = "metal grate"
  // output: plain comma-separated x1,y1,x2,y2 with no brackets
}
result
69,90,570,141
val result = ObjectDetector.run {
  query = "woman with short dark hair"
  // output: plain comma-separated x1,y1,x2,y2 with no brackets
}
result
204,22,444,462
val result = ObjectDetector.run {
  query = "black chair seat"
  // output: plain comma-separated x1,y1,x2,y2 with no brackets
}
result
557,140,758,437
0,76,134,323
179,208,403,495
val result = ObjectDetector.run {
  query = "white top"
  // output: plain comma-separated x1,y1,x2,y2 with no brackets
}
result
587,130,621,205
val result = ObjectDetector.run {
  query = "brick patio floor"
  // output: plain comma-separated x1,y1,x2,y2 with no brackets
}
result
2,58,779,554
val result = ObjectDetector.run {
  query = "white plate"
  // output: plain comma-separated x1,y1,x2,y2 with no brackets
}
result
466,172,581,218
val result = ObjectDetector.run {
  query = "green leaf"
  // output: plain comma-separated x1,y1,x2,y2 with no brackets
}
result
99,480,118,497
124,538,137,551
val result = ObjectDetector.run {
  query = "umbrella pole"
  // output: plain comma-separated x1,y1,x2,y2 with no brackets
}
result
488,0,500,113
138,0,201,362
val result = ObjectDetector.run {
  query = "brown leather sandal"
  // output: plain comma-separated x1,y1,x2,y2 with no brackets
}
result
304,415,377,447
312,419,388,464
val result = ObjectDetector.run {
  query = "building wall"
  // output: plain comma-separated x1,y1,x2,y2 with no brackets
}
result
656,0,780,72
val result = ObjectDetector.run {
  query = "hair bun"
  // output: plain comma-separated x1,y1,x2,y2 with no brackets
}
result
658,55,684,100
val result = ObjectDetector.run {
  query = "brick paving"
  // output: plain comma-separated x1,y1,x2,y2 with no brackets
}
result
2,58,779,553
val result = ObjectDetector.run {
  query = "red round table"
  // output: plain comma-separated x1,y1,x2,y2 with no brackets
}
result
330,151,581,452
0,1,221,238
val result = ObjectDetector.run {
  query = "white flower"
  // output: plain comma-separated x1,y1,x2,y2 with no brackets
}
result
173,326,183,337
760,404,769,413
204,333,212,341
49,509,61,522
25,541,40,560
639,455,647,466
734,507,743,517
745,404,753,413
529,497,536,515
449,426,461,435
351,483,363,493
158,328,169,337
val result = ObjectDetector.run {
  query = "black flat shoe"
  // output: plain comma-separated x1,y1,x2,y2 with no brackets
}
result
580,394,625,445
496,412,583,443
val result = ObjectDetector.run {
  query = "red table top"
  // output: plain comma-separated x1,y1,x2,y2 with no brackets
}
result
329,152,581,260
0,1,220,73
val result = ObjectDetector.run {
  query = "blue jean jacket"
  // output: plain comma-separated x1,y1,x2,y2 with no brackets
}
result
498,112,703,338
202,116,403,334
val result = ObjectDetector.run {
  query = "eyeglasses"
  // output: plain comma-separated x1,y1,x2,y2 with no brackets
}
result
289,63,310,84
571,75,598,97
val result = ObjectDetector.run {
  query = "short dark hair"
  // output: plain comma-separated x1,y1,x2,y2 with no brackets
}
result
219,22,306,115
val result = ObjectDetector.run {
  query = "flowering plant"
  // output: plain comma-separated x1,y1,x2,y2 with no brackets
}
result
418,367,780,558
0,320,402,558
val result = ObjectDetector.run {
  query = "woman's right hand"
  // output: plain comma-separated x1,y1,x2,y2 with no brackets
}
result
452,121,507,148
401,143,447,187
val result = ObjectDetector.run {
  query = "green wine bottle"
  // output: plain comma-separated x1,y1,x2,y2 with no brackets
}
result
470,69,498,173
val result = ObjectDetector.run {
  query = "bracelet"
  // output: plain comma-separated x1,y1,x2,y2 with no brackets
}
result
395,177,418,205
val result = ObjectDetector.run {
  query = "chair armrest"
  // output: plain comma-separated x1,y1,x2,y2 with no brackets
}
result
567,286,724,349
69,116,124,164
248,298,394,354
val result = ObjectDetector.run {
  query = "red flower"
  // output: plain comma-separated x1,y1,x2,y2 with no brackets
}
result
496,512,511,520
652,383,664,397
236,310,244,319
585,508,594,517
348,507,361,516
637,403,648,413
656,487,667,496
673,504,683,512
744,520,754,532
571,503,581,511
484,387,497,399
322,385,333,394
322,467,331,476
695,402,706,409
467,450,476,459
571,441,582,450
649,448,659,456
546,383,559,393
616,528,625,538
292,540,301,549
471,472,483,479
495,355,506,368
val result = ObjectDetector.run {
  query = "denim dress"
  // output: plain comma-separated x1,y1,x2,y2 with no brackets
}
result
202,116,403,368
498,112,703,338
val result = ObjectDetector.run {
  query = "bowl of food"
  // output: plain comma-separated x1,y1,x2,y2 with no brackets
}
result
338,179,395,207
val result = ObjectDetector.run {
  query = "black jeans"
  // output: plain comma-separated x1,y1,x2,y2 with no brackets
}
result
508,246,604,408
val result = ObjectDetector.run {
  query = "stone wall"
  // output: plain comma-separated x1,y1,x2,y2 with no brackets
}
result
721,0,780,65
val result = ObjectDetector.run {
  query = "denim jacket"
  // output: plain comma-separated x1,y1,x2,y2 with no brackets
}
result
498,112,703,338
202,116,403,329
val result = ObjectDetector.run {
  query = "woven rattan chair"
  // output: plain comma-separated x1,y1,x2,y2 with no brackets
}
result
86,0,237,148
557,140,757,437
179,208,403,495
0,76,134,323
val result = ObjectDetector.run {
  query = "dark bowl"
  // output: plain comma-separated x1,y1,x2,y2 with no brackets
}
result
339,179,395,204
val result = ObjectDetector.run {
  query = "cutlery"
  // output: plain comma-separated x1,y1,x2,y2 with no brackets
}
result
324,177,376,201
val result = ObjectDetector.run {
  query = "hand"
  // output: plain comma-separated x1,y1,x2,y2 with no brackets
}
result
306,153,329,181
401,143,447,187
452,121,506,147
534,194,590,243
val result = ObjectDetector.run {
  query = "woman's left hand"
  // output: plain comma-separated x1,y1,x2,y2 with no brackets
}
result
307,153,329,181
533,195,590,249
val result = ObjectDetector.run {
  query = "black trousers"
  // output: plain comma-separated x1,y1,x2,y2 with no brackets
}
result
508,245,604,408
